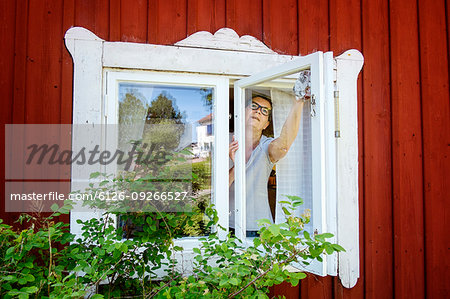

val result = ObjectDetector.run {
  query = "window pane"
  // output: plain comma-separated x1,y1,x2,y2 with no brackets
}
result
232,71,313,236
117,83,214,237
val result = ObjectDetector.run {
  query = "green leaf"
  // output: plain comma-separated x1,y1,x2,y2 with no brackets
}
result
219,278,229,287
303,231,311,240
21,286,38,294
120,243,128,253
24,274,35,282
318,233,334,239
268,225,280,236
18,277,28,285
5,246,15,256
331,244,346,252
229,278,239,286
292,201,304,208
50,203,59,212
272,263,280,273
282,207,291,216
99,180,109,187
221,243,228,252
3,275,16,281
242,259,253,266
89,172,101,179
325,244,334,255
257,218,272,225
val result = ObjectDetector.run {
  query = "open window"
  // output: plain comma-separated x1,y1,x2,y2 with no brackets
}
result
232,52,337,275
65,27,363,286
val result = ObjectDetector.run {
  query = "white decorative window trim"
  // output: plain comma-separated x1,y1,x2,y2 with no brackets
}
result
64,27,363,288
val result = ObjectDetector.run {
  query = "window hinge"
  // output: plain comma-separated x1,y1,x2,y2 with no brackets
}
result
333,60,338,82
334,90,340,138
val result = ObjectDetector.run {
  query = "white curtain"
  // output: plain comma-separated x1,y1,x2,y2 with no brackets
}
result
271,89,313,233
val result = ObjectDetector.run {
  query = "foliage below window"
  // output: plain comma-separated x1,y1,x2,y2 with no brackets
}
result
0,195,343,298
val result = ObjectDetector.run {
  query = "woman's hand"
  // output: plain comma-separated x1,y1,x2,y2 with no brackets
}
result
229,135,239,163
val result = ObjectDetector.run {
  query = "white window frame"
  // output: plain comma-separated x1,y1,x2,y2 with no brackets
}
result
65,27,363,287
104,70,229,245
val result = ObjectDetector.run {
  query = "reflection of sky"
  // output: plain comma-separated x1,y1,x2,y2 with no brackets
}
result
119,83,212,142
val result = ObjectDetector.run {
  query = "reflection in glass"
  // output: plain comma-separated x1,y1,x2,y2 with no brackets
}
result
117,83,214,237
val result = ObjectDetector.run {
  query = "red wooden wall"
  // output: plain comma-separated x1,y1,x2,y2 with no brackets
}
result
0,0,448,298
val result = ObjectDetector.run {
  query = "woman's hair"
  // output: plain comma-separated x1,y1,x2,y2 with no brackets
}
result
247,93,272,109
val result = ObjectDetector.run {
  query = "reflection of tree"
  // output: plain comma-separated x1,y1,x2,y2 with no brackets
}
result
143,91,186,151
199,88,213,108
119,89,148,152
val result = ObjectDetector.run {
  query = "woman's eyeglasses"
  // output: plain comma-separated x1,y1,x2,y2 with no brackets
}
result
250,102,271,116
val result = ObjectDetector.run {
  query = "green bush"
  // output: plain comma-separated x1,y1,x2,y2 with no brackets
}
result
0,204,85,298
0,196,344,298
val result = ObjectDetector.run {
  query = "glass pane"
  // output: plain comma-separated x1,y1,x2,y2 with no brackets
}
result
232,70,313,236
117,83,214,237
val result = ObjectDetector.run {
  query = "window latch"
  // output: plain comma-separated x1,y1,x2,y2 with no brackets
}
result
310,94,316,117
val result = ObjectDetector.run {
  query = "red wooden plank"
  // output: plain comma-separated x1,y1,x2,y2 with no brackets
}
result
110,0,121,41
187,0,226,35
300,275,332,299
298,0,329,55
225,0,263,41
62,0,75,125
22,0,63,186
12,0,28,124
0,0,17,225
329,0,364,298
361,0,393,298
25,0,63,124
9,0,29,215
417,0,450,297
59,0,75,226
269,281,299,299
448,0,450,64
390,0,425,298
120,0,148,42
148,0,187,45
262,0,298,55
74,0,110,40
329,0,362,55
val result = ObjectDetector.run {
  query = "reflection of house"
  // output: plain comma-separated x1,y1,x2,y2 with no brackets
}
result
196,113,213,158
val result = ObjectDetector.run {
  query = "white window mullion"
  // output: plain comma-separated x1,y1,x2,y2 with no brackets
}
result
233,86,247,240
324,51,338,276
213,77,230,240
